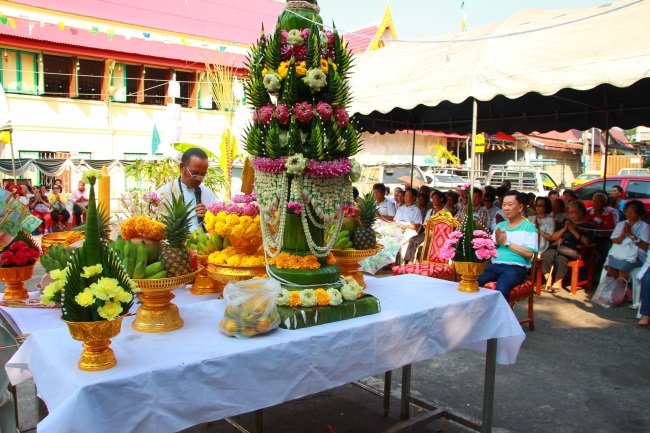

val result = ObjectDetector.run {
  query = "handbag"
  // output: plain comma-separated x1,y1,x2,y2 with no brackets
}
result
608,238,638,263
557,245,579,260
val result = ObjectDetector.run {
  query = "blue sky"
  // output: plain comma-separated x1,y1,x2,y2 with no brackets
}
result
317,0,609,38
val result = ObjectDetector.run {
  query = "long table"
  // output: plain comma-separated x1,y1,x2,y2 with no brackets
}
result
5,274,525,433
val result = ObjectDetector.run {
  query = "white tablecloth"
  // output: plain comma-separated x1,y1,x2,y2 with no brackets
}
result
0,286,217,335
6,275,525,433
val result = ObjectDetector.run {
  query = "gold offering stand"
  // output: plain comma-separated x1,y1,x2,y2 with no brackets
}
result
206,263,267,291
41,231,84,254
64,316,124,371
131,268,201,333
191,255,221,295
331,244,383,288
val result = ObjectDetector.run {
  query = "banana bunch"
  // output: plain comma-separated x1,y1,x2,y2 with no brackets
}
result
333,230,354,250
186,230,224,256
40,245,72,272
109,236,166,279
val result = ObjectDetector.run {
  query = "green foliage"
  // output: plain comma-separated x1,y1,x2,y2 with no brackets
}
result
281,62,298,107
161,192,192,247
244,122,264,156
265,121,281,159
244,34,267,79
264,29,282,72
307,23,321,69
244,75,270,109
123,157,224,193
341,124,362,157
288,117,303,155
310,119,325,160
333,29,352,79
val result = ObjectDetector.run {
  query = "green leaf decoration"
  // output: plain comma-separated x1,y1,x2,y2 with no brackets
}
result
244,122,264,156
265,120,281,158
72,202,110,240
264,29,282,72
326,123,342,157
310,118,325,160
244,76,270,108
62,249,92,322
342,123,362,157
288,117,302,155
280,61,297,107
307,23,321,70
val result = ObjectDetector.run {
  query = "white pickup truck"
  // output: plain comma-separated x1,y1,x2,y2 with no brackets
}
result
485,165,559,196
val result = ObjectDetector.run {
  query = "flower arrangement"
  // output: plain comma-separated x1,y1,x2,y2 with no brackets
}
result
204,212,262,243
118,191,161,219
0,239,40,268
120,215,166,241
268,251,336,270
208,247,266,267
61,170,136,322
275,276,361,308
40,268,67,306
439,230,498,262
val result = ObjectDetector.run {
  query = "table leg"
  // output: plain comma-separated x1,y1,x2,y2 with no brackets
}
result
481,338,497,433
254,409,263,433
400,364,411,420
383,370,392,417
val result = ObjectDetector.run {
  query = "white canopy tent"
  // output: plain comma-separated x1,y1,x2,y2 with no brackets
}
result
349,0,650,184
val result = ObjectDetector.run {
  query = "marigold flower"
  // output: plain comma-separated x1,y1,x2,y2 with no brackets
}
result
314,288,330,306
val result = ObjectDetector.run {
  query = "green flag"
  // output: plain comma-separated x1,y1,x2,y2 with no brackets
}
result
151,124,161,155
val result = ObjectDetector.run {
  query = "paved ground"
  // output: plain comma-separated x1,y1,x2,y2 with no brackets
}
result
4,257,649,433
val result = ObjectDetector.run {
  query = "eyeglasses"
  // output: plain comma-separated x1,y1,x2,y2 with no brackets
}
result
185,167,206,180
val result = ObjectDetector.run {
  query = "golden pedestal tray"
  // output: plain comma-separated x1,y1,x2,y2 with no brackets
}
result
331,244,383,289
65,316,124,371
131,268,201,333
190,255,221,295
206,263,267,292
41,231,84,254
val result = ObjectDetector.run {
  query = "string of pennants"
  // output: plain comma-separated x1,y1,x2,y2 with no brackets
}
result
0,11,235,54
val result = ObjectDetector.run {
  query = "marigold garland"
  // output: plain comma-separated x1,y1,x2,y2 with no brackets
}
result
120,216,165,241
207,247,266,267
288,291,302,307
269,252,321,270
314,288,330,306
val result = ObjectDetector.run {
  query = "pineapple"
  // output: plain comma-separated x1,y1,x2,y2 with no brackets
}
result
351,193,378,250
160,192,192,277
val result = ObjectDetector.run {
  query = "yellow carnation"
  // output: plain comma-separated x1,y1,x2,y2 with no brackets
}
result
216,211,228,222
114,289,133,303
295,61,307,77
320,58,329,74
81,264,103,278
278,61,290,78
90,277,122,301
97,301,123,321
75,289,95,307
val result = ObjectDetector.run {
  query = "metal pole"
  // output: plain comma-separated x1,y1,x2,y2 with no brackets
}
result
470,99,478,188
410,129,416,187
9,133,17,183
591,127,596,171
481,338,498,433
602,119,610,193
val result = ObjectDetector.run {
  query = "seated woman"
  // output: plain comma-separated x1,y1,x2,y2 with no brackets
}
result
530,196,554,254
541,201,595,293
588,192,617,276
403,189,445,263
416,192,430,221
444,190,459,216
605,200,649,281
29,185,52,234
49,184,71,232
550,198,567,231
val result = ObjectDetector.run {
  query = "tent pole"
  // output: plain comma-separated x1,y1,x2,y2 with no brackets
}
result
9,132,17,183
602,115,610,193
410,129,415,187
470,99,478,188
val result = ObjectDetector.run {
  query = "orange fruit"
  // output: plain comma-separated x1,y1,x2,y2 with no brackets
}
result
224,319,239,335
256,318,272,333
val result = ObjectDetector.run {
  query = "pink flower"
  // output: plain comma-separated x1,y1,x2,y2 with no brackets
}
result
252,157,287,173
342,205,357,218
281,30,288,43
449,231,463,240
473,230,488,238
9,241,28,252
275,103,290,125
305,158,352,177
293,44,307,60
257,104,274,125
316,102,334,122
323,29,334,46
281,44,292,60
294,102,314,123
300,28,310,40
287,201,303,215
334,108,349,127
0,251,14,266
243,203,258,216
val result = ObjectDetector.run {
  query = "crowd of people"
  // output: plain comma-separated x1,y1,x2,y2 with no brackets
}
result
3,179,90,234
363,179,650,327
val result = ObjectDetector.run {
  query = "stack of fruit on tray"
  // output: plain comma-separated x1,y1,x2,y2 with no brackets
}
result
114,194,198,280
185,229,226,294
329,193,381,289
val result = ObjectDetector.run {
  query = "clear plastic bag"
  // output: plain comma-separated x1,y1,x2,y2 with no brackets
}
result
220,278,281,338
592,275,627,308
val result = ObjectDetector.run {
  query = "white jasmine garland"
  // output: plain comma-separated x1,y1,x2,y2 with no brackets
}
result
276,289,290,306
300,289,318,307
327,288,343,306
341,283,360,302
350,159,362,182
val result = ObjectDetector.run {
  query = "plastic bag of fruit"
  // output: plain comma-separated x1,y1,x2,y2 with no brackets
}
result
220,278,281,338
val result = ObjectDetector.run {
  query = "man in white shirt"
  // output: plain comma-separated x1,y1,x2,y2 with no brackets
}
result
373,183,396,222
156,148,217,232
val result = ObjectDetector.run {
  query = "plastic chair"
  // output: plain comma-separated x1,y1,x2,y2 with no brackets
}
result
485,255,538,331
391,210,459,280
567,246,596,295
0,322,19,433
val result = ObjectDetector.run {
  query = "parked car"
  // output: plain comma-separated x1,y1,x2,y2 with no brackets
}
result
355,164,428,195
573,175,650,211
426,173,470,189
485,165,559,196
571,171,602,187
618,168,650,175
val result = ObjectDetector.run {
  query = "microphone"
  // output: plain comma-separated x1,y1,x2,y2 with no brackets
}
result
194,187,204,227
